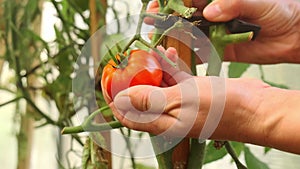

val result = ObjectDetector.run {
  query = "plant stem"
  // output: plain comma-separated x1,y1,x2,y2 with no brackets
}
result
0,97,22,107
187,140,206,169
162,0,197,18
207,23,254,76
225,142,247,169
119,128,136,169
61,121,123,134
61,106,123,134
121,1,148,53
139,38,176,67
150,135,174,169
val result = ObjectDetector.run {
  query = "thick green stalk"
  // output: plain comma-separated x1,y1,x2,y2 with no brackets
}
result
61,106,123,134
206,24,226,76
150,135,175,169
151,0,197,45
162,0,197,18
206,24,253,76
61,120,123,134
188,45,207,169
187,140,206,169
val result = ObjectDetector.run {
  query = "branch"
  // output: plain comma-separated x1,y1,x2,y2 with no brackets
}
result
61,106,123,134
61,121,123,134
0,97,22,107
162,0,197,18
224,142,247,169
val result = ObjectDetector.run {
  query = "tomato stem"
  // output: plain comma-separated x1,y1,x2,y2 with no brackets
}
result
139,38,177,67
121,3,148,54
162,0,197,18
61,106,124,134
106,45,119,65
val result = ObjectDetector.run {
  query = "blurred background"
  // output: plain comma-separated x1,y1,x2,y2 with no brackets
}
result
0,0,300,169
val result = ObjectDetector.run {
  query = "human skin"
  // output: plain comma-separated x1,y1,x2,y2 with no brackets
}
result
145,0,300,64
108,47,300,154
108,0,300,154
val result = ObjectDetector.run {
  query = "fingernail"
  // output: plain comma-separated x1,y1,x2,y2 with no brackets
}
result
203,3,222,18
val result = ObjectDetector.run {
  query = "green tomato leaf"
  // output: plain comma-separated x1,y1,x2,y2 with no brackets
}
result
99,34,129,66
231,141,245,157
263,80,289,89
264,147,272,154
135,163,156,169
228,62,250,78
244,146,270,169
203,141,227,164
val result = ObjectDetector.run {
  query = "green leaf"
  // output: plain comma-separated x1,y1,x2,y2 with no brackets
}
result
67,0,89,12
263,80,289,89
135,163,156,169
203,141,227,164
99,34,129,66
264,147,272,154
231,141,245,157
228,62,250,78
244,146,270,169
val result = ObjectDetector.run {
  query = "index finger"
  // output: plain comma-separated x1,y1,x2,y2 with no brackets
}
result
144,0,159,25
150,46,192,86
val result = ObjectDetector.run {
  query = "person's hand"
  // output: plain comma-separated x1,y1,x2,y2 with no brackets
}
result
145,0,300,64
108,46,207,137
202,0,300,64
108,47,271,140
108,47,243,139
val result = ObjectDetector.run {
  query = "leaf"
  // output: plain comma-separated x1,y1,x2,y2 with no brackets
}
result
231,141,245,157
99,34,129,67
244,146,270,169
264,147,272,154
228,62,250,78
68,0,89,12
263,80,289,89
135,163,156,169
203,141,227,164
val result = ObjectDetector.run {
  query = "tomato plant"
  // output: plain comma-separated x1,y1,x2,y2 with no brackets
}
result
101,49,163,102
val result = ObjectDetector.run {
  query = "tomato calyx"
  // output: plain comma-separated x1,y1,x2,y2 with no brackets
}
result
108,49,134,69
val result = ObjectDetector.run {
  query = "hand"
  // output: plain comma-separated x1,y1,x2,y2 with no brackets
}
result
109,47,234,139
145,0,300,64
202,0,300,64
108,47,300,154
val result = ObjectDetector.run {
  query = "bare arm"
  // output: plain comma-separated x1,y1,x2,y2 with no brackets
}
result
110,76,300,154
212,78,300,154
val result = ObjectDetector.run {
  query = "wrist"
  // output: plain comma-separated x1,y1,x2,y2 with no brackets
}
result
210,78,270,143
285,0,300,63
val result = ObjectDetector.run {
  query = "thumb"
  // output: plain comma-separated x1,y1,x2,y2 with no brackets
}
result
203,0,271,21
112,85,167,123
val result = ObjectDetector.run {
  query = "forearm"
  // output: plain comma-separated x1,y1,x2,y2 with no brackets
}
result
212,78,300,154
285,0,300,63
252,86,300,154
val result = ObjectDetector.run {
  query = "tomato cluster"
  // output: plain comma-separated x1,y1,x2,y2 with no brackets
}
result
101,49,162,102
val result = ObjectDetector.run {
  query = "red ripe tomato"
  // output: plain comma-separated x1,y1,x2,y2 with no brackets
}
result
101,49,163,103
